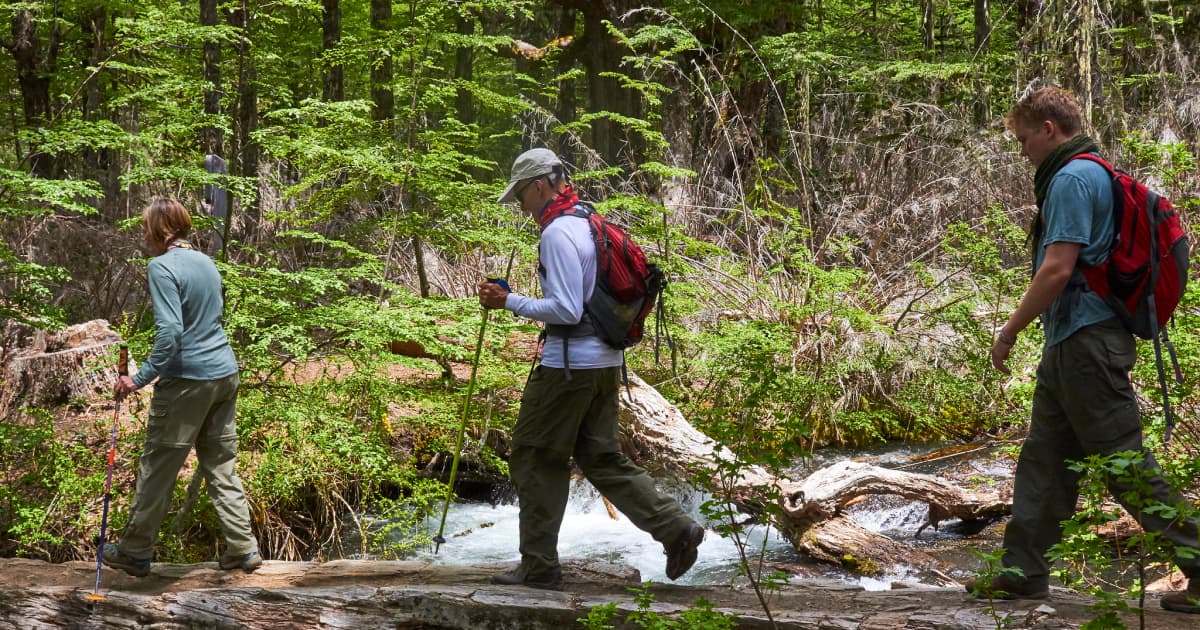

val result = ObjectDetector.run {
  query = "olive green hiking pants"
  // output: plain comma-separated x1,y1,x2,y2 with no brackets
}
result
1003,319,1200,584
510,365,693,576
119,374,257,559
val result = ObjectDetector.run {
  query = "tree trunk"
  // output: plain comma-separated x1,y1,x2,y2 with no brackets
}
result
322,0,343,102
201,0,223,156
921,0,934,54
370,0,394,124
80,5,119,205
0,320,122,418
454,7,473,125
7,6,60,178
579,2,643,169
229,0,259,244
973,0,991,127
553,5,578,164
413,233,431,298
1072,0,1095,128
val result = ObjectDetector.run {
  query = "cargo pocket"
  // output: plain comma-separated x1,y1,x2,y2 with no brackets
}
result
145,399,173,446
1074,325,1141,453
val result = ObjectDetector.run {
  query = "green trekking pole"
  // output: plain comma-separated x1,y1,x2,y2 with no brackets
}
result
433,254,514,553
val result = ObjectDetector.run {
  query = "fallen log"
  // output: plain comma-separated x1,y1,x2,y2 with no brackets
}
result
615,378,1008,575
0,557,1183,630
778,461,1010,532
617,371,776,503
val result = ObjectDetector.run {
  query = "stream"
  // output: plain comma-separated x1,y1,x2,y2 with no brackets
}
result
347,441,1016,590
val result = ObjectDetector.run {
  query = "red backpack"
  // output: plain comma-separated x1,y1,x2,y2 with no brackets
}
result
556,202,666,350
1072,154,1189,340
1072,154,1190,439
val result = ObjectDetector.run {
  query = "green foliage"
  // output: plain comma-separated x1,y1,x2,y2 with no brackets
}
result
1049,450,1200,628
0,407,108,560
579,583,737,630
968,548,1026,629
891,205,1034,436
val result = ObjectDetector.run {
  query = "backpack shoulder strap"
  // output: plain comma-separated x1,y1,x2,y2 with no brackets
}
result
1069,153,1117,176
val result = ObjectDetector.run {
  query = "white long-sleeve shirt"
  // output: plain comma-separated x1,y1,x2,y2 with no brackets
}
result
504,213,623,369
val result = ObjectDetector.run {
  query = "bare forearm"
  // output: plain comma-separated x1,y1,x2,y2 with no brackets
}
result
1002,261,1073,337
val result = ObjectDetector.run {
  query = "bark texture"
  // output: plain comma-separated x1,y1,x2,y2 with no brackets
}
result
1,320,121,418
1,557,1184,630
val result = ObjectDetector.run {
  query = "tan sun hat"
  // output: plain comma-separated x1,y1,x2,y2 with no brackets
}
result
497,148,563,203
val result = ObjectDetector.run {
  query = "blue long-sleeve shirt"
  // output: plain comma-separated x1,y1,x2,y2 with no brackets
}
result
133,247,238,387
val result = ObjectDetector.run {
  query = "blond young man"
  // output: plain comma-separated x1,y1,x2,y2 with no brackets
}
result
967,88,1200,613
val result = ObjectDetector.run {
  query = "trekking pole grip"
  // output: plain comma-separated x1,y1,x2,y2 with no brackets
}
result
118,344,129,377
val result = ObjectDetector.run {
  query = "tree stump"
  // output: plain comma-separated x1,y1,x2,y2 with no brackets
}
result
1,319,122,418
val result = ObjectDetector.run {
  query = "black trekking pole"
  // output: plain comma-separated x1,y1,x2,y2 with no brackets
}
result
85,344,128,604
433,253,514,553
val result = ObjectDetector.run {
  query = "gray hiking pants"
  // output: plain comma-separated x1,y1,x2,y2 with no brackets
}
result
1003,318,1200,584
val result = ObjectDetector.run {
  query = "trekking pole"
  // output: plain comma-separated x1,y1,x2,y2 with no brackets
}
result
433,252,514,553
85,344,128,604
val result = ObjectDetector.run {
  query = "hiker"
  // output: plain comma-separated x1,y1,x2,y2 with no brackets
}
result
105,197,261,577
967,87,1200,613
478,148,704,590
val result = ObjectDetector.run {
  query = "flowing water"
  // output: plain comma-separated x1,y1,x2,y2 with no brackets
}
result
411,479,798,586
349,441,1014,590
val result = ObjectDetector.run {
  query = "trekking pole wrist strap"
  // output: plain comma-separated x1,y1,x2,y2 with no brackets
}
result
997,330,1017,346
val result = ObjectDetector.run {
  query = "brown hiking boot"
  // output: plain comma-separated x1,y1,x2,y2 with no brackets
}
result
964,573,1049,600
490,565,563,590
1161,579,1200,613
664,522,705,581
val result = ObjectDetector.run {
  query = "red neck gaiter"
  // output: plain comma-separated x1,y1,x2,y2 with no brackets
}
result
536,186,581,231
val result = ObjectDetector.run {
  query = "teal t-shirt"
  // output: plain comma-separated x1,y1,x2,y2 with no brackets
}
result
1035,156,1116,347
133,247,238,386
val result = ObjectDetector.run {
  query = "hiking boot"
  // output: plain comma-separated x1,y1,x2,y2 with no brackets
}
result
101,543,151,578
1161,579,1200,613
490,566,563,590
664,521,705,580
964,573,1049,600
219,551,262,573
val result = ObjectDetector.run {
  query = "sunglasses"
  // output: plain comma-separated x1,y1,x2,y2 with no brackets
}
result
512,178,536,202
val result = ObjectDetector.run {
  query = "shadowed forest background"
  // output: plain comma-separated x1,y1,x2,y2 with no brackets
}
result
2,0,1200,595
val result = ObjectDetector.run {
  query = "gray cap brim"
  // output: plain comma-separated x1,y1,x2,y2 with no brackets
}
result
497,180,520,204
498,148,562,204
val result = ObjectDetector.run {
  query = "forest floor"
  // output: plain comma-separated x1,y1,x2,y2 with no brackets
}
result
1,555,1194,629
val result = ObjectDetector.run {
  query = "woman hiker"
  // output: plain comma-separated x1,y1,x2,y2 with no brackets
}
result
105,197,261,576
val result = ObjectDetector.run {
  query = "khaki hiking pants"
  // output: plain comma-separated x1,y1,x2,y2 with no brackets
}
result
119,374,257,559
